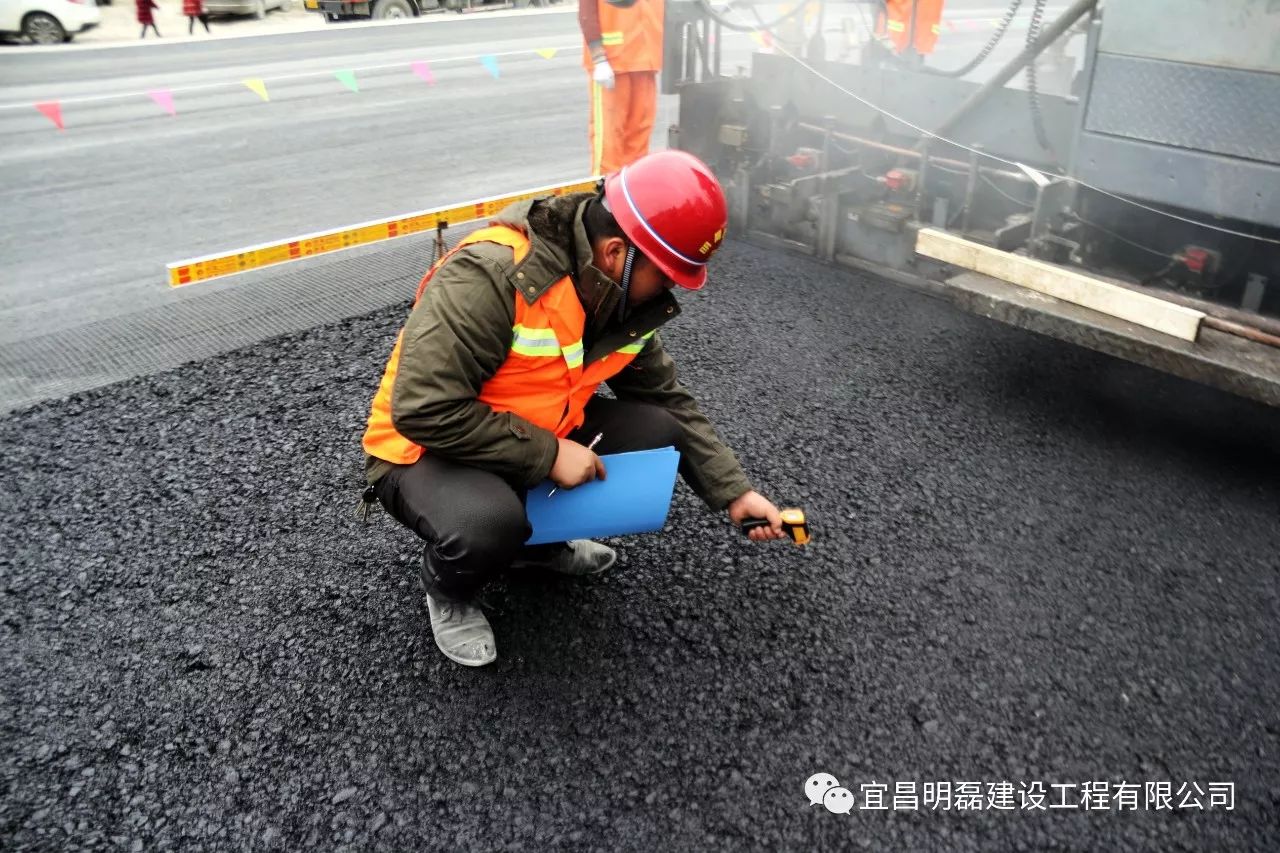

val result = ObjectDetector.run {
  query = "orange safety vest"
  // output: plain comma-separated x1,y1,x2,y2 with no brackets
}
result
363,224,656,467
876,0,944,56
582,0,664,74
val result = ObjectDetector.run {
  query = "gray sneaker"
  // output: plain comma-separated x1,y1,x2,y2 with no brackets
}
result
548,540,617,576
425,592,497,667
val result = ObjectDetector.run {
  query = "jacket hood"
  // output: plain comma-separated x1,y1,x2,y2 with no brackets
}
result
496,191,678,350
509,192,625,323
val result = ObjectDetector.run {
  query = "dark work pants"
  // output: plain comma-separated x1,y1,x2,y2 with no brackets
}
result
373,397,684,602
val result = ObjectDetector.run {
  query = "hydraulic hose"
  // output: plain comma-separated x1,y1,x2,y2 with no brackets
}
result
696,0,811,35
924,0,1023,78
1025,0,1055,155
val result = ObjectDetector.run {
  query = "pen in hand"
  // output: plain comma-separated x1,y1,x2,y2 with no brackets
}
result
547,432,603,497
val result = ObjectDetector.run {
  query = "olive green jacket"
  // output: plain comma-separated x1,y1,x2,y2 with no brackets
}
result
365,192,753,510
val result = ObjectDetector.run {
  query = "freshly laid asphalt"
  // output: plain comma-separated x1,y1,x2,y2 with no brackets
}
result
3,237,1278,850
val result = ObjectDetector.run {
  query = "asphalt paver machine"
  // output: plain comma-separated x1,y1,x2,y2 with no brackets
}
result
663,0,1280,406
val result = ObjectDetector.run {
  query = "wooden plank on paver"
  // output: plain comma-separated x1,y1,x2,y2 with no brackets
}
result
915,228,1204,342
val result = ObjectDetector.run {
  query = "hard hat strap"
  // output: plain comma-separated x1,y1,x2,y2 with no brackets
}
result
618,245,637,322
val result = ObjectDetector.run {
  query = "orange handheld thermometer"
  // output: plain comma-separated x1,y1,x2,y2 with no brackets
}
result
741,508,810,545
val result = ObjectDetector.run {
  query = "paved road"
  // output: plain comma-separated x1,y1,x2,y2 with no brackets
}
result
8,7,1273,851
0,11,600,339
0,2,1071,410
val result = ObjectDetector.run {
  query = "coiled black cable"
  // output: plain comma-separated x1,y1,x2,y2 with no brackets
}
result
696,0,811,35
924,0,1023,78
1025,0,1055,155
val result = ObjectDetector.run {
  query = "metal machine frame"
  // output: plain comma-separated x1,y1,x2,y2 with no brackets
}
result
663,0,1280,406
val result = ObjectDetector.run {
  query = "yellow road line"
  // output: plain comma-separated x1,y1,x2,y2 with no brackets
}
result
167,177,599,287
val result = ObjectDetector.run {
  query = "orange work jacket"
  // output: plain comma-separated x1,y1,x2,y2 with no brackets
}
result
363,225,654,467
581,0,665,73
876,0,944,56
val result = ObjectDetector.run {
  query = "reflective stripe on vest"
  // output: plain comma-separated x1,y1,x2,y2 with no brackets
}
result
561,339,585,369
511,324,560,357
511,324,585,370
362,223,652,467
601,31,623,46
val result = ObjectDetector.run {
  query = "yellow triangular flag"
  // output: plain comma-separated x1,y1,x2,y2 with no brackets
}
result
243,78,270,102
535,48,558,60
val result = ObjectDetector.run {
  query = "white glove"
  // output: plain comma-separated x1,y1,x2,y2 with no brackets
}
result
593,59,616,90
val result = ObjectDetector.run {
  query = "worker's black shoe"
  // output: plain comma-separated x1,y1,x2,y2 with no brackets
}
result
548,540,617,576
424,592,497,667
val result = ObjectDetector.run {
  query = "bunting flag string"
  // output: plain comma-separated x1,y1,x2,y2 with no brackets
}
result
4,42,627,131
243,78,270,102
34,101,63,130
148,89,176,117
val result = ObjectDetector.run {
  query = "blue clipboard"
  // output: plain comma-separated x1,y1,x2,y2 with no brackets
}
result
525,447,680,545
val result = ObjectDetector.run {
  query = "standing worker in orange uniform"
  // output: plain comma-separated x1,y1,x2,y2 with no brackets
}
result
876,0,946,59
579,0,665,176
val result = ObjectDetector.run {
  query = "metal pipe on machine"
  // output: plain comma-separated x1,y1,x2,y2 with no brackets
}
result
929,0,1099,142
796,123,1033,183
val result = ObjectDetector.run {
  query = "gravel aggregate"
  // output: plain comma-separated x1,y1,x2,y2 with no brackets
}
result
3,240,1279,851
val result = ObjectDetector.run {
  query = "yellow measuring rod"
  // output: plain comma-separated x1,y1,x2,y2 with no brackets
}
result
167,178,600,287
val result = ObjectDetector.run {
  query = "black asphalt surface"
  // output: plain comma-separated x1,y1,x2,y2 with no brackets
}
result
3,239,1279,850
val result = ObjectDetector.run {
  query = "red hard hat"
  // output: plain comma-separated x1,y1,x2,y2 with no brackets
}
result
603,150,728,290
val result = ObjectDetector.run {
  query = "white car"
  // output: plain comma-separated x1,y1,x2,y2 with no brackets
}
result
0,0,100,44
203,0,287,18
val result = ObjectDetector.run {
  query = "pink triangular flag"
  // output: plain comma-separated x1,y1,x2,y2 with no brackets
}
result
148,89,176,117
411,61,435,85
35,101,63,130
